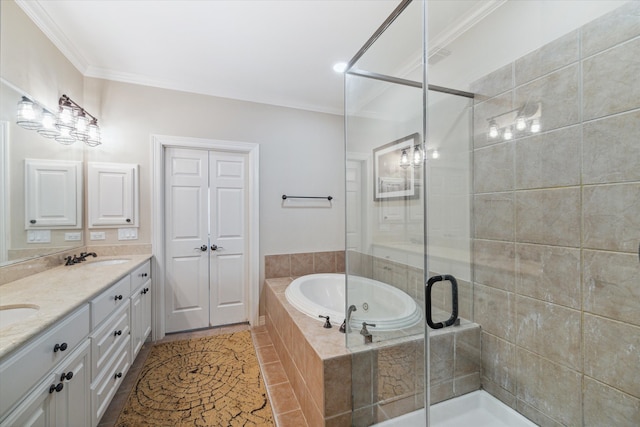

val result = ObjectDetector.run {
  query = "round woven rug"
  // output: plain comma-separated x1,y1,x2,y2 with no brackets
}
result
116,330,274,426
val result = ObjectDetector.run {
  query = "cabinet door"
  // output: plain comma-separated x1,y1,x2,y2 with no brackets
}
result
0,372,55,427
52,340,90,427
25,159,82,228
131,280,151,357
88,162,138,227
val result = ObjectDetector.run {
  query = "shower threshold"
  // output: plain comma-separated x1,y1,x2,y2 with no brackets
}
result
373,390,538,427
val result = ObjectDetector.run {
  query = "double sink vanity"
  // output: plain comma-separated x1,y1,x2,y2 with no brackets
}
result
0,255,152,426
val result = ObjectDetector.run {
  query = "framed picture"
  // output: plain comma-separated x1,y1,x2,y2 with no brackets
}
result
373,133,421,201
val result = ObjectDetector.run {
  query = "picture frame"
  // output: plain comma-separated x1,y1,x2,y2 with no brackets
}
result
373,133,421,201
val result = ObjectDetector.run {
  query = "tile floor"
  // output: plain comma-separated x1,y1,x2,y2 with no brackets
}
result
97,323,309,427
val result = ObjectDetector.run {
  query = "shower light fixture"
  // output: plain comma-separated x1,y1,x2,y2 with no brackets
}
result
487,102,542,141
333,62,348,73
400,144,424,168
16,94,101,147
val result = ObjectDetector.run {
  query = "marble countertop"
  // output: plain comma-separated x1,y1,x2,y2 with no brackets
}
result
0,254,151,360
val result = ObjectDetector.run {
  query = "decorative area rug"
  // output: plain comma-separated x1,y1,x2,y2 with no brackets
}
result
116,331,274,426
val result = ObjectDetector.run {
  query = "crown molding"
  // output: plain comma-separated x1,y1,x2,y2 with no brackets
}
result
15,0,90,74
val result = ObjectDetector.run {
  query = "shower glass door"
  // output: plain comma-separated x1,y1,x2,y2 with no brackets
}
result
344,1,428,424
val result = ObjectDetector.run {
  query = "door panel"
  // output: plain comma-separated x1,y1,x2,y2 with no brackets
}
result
210,152,247,326
165,148,210,333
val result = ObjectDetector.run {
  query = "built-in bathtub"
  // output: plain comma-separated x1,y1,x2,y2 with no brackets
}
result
265,274,482,426
285,273,423,331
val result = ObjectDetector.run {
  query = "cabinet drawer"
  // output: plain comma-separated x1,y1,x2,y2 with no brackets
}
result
130,260,151,291
92,338,130,426
91,275,131,328
90,303,130,381
0,304,89,417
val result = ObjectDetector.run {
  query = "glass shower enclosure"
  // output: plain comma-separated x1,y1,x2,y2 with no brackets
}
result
345,1,639,426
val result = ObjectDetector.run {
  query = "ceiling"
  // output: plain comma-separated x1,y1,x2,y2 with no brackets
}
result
16,0,497,115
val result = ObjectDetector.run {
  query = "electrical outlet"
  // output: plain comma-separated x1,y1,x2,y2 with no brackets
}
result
90,231,106,240
27,230,51,243
65,232,82,241
118,228,138,240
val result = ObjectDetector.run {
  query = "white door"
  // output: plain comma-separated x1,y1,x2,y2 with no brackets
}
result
209,151,248,326
165,148,248,333
165,148,210,332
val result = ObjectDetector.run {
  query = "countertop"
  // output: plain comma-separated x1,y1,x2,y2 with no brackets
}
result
0,254,152,360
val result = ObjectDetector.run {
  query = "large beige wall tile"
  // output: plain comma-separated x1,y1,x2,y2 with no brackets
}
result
516,296,581,370
584,314,640,398
584,250,640,326
473,239,515,292
470,63,513,101
352,351,373,409
515,188,581,247
516,400,565,427
515,64,580,132
515,30,579,86
473,193,514,241
291,253,314,276
324,356,351,416
481,332,516,393
583,377,640,427
583,37,640,121
429,333,454,385
516,349,582,426
474,142,514,193
516,243,581,309
581,1,640,58
376,341,419,401
583,110,640,184
515,126,581,190
583,183,640,253
474,284,515,341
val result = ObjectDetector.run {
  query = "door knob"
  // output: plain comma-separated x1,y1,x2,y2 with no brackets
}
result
211,244,224,251
196,245,207,251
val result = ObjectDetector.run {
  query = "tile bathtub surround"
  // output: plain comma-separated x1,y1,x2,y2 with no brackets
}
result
472,3,640,425
265,250,345,279
264,277,481,426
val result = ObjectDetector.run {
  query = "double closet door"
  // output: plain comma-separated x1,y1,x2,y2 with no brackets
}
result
164,147,248,333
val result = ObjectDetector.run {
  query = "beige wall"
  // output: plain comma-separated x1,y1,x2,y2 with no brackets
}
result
1,0,345,291
471,3,640,425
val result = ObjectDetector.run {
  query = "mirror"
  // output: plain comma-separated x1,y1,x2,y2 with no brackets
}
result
0,79,85,267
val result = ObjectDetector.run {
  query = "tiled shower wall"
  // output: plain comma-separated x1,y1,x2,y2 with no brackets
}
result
471,3,640,426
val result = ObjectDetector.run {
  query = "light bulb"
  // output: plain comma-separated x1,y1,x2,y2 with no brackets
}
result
71,111,89,141
55,126,76,145
86,119,101,147
400,149,410,168
413,145,423,166
530,119,541,133
515,116,527,131
503,127,513,140
56,100,76,131
333,62,348,73
37,111,61,138
488,120,499,139
16,97,42,130
431,150,440,159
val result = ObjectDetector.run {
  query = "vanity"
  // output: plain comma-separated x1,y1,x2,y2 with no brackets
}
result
0,255,152,426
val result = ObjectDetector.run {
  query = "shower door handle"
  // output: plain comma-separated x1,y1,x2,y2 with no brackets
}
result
425,274,458,329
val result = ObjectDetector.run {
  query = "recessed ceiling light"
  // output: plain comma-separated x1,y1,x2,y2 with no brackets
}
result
333,62,348,73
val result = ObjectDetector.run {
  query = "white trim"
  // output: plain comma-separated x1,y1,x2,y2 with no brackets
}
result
151,134,260,340
0,122,9,263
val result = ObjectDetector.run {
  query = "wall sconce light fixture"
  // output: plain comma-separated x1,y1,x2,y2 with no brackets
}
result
16,94,101,147
487,101,541,141
400,144,424,169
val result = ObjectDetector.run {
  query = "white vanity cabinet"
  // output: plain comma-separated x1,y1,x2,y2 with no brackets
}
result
0,305,90,427
0,257,153,427
87,162,139,228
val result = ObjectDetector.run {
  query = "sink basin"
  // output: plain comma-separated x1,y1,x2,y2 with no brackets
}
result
0,304,40,328
84,259,131,267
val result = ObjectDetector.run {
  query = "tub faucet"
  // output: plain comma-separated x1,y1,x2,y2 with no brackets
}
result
360,322,376,344
318,315,332,328
79,252,97,261
346,304,357,333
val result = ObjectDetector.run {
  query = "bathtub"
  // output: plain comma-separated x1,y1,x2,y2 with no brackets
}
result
285,273,422,331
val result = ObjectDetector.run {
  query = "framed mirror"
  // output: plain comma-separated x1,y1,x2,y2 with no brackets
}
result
0,79,85,267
